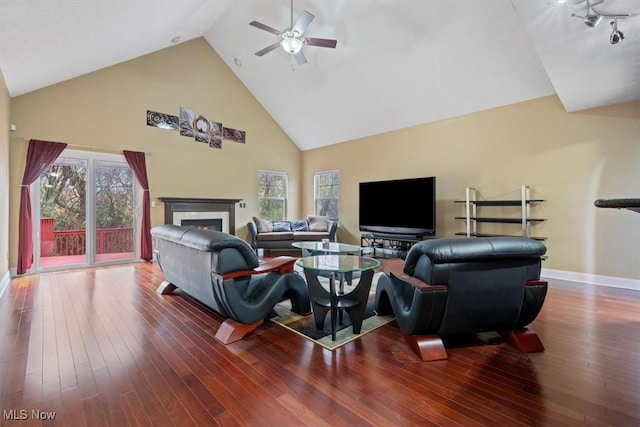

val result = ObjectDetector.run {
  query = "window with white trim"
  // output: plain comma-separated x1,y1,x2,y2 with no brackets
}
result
314,170,339,220
258,170,287,220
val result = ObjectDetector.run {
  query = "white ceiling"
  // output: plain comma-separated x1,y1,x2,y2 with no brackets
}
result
1,0,638,151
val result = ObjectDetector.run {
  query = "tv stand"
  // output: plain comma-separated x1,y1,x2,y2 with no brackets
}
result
360,233,429,259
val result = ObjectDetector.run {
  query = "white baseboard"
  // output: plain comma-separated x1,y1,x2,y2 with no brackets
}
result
0,270,10,300
542,268,640,291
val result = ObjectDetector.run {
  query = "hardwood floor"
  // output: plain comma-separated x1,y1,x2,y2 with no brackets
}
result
1,262,639,426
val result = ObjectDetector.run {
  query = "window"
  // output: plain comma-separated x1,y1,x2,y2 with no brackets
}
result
258,170,287,220
315,170,339,220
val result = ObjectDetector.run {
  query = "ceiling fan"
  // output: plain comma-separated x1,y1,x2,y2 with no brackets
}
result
249,0,337,66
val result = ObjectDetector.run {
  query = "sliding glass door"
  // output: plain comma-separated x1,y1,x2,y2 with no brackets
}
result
39,157,88,268
94,160,135,263
35,150,138,271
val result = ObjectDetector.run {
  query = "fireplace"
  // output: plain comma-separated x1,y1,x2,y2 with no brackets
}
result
160,197,241,235
181,218,223,231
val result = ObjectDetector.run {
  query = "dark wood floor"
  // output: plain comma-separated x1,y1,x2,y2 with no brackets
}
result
1,262,639,426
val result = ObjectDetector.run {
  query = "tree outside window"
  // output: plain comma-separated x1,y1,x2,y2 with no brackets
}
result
40,160,133,231
315,170,339,220
40,161,87,231
258,170,287,220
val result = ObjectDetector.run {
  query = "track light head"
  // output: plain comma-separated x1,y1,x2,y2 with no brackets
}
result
610,30,624,44
584,13,602,27
610,19,624,44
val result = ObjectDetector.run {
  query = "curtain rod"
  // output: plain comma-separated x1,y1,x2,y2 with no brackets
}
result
17,137,152,156
66,142,152,156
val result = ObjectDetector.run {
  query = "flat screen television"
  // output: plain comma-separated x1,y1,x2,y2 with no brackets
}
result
359,176,436,237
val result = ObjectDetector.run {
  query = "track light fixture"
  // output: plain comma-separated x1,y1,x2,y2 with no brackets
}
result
610,17,624,44
571,0,629,43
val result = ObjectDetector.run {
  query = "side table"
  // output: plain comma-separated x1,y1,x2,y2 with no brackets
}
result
295,255,380,341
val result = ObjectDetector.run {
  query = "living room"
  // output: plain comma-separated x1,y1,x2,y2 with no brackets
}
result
0,1,640,424
2,36,639,286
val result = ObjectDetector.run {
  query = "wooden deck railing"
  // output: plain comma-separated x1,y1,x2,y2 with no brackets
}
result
41,224,133,256
95,227,134,254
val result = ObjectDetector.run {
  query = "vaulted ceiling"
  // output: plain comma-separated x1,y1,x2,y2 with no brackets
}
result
1,1,638,151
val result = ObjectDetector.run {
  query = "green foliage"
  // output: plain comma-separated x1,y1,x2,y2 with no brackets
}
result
40,161,134,231
40,164,87,230
95,164,134,229
258,171,286,220
259,199,284,221
315,171,339,220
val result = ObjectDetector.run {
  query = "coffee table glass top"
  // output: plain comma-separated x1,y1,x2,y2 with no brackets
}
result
295,255,380,274
292,241,362,253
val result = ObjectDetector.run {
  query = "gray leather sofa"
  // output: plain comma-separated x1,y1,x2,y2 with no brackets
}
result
247,215,338,250
375,237,548,361
151,224,311,343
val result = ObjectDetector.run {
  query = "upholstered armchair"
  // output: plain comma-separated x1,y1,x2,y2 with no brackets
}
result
374,237,548,361
151,225,311,344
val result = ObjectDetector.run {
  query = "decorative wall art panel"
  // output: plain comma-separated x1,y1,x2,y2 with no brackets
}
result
147,110,179,130
194,114,210,143
208,120,223,149
179,107,195,138
223,127,246,144
148,107,246,152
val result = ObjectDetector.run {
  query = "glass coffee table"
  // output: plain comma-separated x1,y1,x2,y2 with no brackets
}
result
292,241,363,285
295,255,380,341
292,241,362,255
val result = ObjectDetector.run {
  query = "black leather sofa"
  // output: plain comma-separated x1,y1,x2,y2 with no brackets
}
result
151,224,311,343
375,237,548,361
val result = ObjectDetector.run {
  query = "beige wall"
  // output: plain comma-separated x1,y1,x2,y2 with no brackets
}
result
8,38,302,268
6,36,640,281
0,69,9,280
302,96,640,280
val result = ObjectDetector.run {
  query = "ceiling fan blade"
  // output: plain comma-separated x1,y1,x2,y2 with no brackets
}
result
294,50,307,66
306,38,337,49
249,21,282,35
292,10,314,35
255,42,281,57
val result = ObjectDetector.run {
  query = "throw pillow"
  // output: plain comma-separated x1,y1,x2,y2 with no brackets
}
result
272,221,292,232
306,215,329,232
253,216,273,233
291,219,309,232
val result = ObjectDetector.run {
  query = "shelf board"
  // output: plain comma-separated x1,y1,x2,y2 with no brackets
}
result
454,232,546,241
454,217,546,224
454,199,545,206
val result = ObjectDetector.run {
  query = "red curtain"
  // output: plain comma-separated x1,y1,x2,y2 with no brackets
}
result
17,139,68,275
123,150,152,261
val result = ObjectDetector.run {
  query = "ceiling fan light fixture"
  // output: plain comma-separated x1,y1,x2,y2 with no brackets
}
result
281,36,304,54
250,0,337,64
